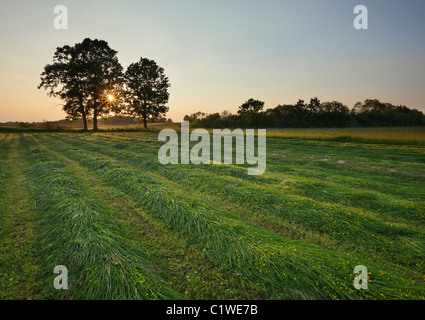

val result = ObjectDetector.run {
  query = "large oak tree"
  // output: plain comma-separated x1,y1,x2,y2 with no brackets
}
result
38,38,123,130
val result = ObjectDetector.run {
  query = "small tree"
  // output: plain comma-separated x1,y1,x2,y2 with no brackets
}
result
124,58,170,128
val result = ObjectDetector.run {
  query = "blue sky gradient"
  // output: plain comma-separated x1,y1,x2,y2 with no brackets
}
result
1,0,424,121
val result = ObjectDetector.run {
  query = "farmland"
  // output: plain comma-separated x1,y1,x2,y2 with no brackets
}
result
1,128,425,300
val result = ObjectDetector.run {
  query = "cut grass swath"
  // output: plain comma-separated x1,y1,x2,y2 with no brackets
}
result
38,133,425,299
21,135,179,299
48,133,425,277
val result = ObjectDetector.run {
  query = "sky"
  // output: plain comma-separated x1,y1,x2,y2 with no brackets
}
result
0,0,424,122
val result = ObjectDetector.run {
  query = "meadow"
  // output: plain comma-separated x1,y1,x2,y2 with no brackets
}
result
0,126,424,300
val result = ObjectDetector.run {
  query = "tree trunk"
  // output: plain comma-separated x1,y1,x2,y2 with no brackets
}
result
93,110,98,131
143,116,147,129
82,111,88,131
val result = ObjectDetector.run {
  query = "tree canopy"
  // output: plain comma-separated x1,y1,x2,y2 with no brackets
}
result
124,57,170,128
238,98,265,115
186,98,425,128
38,38,123,130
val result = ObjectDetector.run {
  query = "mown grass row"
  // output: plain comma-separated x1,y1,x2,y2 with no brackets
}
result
104,130,425,200
0,134,15,297
37,133,425,299
93,131,425,221
20,134,180,299
47,133,425,278
124,129,425,196
29,134,267,299
47,133,425,276
0,134,44,299
266,139,425,183
264,139,425,227
98,129,425,167
55,132,424,227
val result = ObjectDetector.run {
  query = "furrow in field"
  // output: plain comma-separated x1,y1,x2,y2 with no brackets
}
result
20,134,180,300
31,134,266,299
37,133,425,299
46,132,425,277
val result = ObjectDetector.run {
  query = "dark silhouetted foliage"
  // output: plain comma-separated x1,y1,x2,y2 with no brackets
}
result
38,38,123,131
189,98,424,128
124,57,170,128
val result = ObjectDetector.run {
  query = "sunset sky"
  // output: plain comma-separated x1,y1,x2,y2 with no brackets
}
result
0,0,424,122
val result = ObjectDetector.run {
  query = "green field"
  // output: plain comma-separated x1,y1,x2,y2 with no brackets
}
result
1,128,425,300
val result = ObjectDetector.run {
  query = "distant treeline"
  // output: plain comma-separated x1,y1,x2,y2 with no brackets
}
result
0,116,172,130
185,98,425,128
